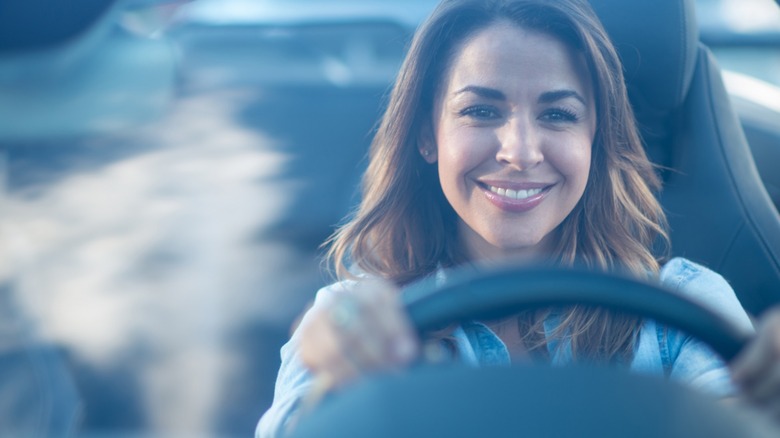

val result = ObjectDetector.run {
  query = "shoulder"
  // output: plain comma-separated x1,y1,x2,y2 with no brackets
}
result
257,277,365,438
660,257,724,290
659,257,754,333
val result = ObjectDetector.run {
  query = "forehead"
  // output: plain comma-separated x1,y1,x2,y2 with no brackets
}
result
441,22,592,98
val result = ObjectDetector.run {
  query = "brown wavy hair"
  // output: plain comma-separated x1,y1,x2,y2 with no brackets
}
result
325,0,669,363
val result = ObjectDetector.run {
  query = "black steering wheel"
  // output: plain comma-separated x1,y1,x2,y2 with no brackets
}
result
290,266,756,438
404,265,750,361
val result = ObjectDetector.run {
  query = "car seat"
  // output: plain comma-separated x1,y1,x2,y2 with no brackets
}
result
590,0,780,316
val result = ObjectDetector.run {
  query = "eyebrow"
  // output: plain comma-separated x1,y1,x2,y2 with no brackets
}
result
454,85,587,106
454,85,506,100
538,89,587,106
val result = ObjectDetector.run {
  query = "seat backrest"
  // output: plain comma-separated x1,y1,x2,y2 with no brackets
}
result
591,0,780,316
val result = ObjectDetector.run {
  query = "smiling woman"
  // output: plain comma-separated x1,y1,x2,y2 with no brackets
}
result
424,23,595,263
255,0,780,437
3,0,779,437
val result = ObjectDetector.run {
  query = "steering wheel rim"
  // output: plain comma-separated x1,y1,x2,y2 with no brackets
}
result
290,266,757,438
403,265,751,361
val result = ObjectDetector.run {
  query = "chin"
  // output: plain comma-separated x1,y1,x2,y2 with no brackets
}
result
490,238,547,256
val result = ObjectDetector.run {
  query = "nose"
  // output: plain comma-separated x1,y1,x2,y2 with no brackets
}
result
495,118,544,171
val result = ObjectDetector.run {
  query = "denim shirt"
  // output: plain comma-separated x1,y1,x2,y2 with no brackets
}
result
256,258,754,438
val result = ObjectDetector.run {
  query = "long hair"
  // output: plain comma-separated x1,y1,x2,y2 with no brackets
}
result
325,0,669,363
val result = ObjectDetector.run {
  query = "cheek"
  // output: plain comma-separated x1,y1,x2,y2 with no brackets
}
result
436,127,496,175
551,137,592,188
542,145,592,212
572,147,592,186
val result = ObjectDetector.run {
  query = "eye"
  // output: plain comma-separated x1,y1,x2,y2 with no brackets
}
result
460,105,500,120
541,107,579,123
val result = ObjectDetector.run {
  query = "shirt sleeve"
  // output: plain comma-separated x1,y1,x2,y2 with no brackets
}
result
664,328,737,397
659,257,755,398
255,280,356,438
255,330,314,438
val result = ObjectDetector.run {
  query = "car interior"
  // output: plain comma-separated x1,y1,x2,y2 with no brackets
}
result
1,0,779,437
586,0,780,317
289,0,780,435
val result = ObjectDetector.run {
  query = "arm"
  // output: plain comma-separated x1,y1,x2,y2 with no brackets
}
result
256,278,419,438
659,258,754,397
255,331,315,438
660,258,780,428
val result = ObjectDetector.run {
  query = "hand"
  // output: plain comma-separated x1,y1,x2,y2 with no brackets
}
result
298,278,420,391
731,307,780,421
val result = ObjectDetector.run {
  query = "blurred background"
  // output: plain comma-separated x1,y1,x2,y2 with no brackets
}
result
0,0,777,437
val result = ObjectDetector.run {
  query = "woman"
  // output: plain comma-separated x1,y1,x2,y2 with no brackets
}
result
257,0,780,436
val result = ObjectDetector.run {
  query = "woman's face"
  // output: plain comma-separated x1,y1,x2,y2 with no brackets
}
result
425,22,596,263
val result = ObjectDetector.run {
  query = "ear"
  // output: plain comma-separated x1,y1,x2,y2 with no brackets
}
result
417,122,438,164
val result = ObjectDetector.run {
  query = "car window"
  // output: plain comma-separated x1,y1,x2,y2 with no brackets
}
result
698,0,780,86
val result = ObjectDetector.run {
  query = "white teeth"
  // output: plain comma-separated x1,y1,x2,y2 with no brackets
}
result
488,185,543,200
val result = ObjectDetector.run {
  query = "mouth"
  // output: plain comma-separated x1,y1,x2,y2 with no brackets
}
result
486,185,545,200
478,181,553,212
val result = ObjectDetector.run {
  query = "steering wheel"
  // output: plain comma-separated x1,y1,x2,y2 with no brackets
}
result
289,266,756,438
404,265,750,361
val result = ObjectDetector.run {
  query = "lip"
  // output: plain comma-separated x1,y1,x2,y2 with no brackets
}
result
478,180,553,213
479,180,552,191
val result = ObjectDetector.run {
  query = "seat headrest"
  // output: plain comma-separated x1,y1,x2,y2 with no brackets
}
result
589,0,699,112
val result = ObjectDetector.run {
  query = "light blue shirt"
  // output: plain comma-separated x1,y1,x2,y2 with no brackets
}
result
256,257,754,438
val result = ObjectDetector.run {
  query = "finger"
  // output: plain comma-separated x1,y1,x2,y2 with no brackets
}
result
319,342,363,388
326,289,390,368
336,306,389,371
344,307,400,367
333,281,404,366
298,310,339,370
744,359,780,404
731,309,780,388
383,300,420,363
355,279,419,364
301,281,418,388
300,310,363,387
732,339,772,391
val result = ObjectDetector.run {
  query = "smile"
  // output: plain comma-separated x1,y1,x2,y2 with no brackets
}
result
487,185,544,200
480,182,552,213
